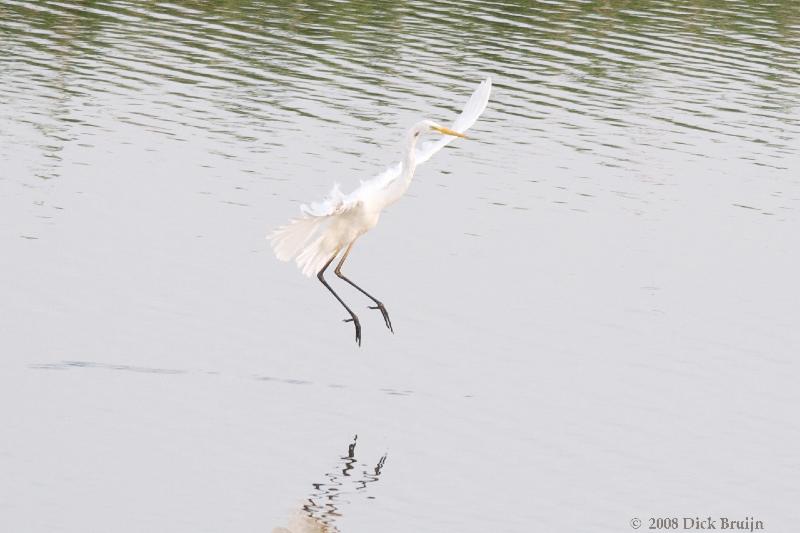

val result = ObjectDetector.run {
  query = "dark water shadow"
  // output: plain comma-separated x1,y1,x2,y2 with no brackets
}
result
30,360,419,398
29,360,187,375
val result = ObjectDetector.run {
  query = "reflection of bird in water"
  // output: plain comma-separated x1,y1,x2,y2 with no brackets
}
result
270,78,492,345
271,512,330,533
272,435,387,533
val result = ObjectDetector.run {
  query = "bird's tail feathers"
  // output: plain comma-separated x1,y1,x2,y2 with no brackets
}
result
268,215,336,277
295,234,336,277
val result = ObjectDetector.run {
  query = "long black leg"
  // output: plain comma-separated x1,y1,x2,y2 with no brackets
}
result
317,251,361,346
334,241,393,333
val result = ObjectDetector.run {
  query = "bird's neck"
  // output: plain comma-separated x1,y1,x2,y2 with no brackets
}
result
400,134,419,184
375,133,420,211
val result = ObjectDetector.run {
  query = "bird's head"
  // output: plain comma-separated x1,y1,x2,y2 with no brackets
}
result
409,119,467,141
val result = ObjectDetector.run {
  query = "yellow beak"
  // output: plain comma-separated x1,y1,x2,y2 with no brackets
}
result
431,125,467,138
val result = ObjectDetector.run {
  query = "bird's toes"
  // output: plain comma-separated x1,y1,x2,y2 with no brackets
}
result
366,303,393,333
344,316,361,345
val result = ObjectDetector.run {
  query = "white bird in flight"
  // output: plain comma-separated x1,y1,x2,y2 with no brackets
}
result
270,77,492,345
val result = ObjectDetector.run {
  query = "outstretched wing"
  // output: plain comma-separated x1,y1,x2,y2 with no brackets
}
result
415,77,492,165
294,77,491,219
350,77,492,199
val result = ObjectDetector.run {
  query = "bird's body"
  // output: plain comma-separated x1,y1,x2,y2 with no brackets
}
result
270,78,492,344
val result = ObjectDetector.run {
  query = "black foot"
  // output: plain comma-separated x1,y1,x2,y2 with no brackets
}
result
343,316,362,346
368,302,393,333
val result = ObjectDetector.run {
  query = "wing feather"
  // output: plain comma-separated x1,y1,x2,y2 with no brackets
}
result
300,183,354,217
415,77,492,165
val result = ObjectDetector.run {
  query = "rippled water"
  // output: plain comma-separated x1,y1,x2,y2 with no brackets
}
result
2,1,799,532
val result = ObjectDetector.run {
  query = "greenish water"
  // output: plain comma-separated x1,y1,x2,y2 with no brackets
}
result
1,2,799,532
3,0,798,188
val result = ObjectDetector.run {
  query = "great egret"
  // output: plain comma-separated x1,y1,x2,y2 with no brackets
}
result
270,77,492,345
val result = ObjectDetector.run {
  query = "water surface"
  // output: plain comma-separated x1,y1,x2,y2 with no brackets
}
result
1,1,799,531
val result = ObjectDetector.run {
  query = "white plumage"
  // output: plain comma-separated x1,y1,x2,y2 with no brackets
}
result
269,78,492,276
269,77,492,344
